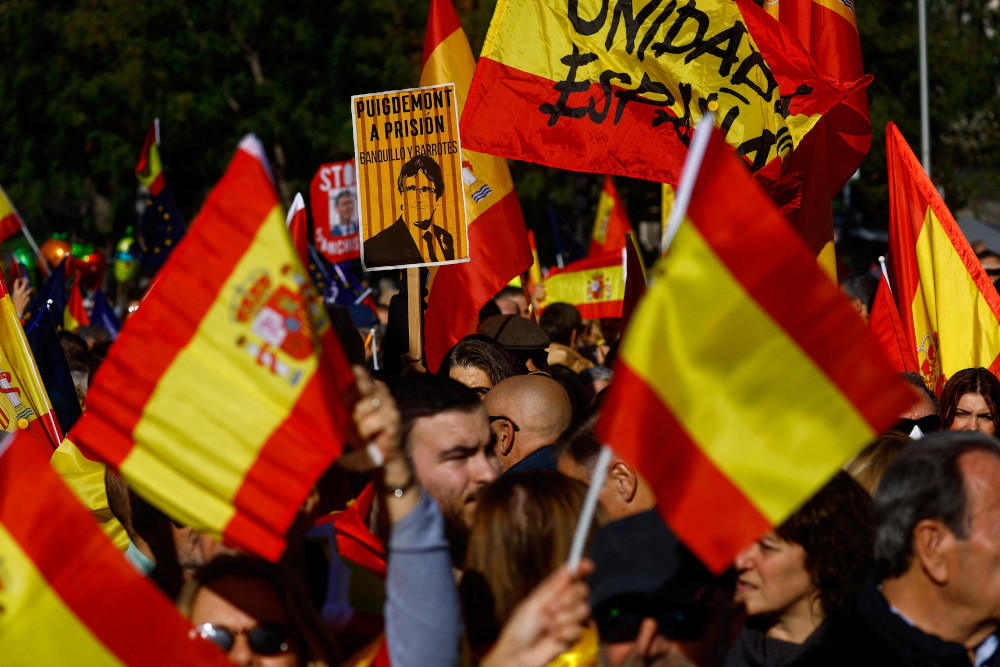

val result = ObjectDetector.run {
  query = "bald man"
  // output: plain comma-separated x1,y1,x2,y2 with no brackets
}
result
483,374,572,473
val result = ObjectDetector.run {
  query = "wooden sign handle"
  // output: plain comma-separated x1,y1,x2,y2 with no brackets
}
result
406,267,422,360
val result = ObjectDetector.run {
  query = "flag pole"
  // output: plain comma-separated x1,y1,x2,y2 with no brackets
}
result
918,0,931,178
567,445,613,574
660,110,716,255
2,195,50,277
878,256,892,295
406,267,422,361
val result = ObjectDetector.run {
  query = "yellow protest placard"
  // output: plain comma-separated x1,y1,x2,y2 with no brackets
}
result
352,84,469,271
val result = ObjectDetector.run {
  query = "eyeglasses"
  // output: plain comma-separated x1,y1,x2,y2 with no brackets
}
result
403,185,437,195
488,415,520,432
191,622,291,656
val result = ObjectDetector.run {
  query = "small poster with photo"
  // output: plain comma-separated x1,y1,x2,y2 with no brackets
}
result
310,160,361,264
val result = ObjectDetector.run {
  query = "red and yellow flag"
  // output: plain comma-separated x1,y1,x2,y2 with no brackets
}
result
0,274,62,450
135,120,165,197
590,176,634,257
540,252,624,320
0,184,24,244
0,437,230,665
461,0,863,186
886,123,1000,393
71,136,356,561
868,273,920,375
286,192,311,269
597,128,914,573
421,0,533,371
65,278,91,331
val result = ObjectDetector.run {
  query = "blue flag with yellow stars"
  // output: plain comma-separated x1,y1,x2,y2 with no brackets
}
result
135,120,186,275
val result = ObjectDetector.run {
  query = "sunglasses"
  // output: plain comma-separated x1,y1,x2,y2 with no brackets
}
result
894,414,942,435
191,622,291,656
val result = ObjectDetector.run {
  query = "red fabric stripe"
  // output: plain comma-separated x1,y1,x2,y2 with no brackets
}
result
318,483,388,578
0,212,22,243
422,0,462,70
424,191,532,371
867,274,920,374
575,300,623,321
72,148,277,464
0,439,228,666
225,329,353,559
688,134,914,434
546,252,620,278
596,363,771,573
886,124,927,355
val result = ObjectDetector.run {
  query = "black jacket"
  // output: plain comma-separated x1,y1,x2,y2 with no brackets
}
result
362,217,454,268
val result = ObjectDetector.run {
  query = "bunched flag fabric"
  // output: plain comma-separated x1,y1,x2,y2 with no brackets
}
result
590,176,633,257
419,0,533,371
0,436,230,665
885,122,1000,393
0,183,24,244
461,0,864,186
71,136,357,561
596,127,915,573
867,272,920,375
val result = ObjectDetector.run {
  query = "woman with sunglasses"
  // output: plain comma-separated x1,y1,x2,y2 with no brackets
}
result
940,367,1000,436
179,555,337,667
726,472,872,666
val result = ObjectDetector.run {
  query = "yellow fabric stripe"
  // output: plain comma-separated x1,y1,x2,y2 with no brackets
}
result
621,224,872,522
0,523,123,665
51,438,130,552
421,21,514,221
0,185,15,218
123,206,319,534
541,263,624,310
911,207,1000,379
0,294,51,433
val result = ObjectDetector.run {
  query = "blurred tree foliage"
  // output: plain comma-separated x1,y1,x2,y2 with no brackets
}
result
0,0,997,261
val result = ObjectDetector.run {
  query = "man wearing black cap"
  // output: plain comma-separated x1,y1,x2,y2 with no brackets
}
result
589,510,733,667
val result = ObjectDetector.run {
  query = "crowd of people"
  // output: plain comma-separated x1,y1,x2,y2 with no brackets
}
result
45,257,1000,667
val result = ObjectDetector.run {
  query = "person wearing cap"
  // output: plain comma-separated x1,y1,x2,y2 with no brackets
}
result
589,510,732,667
478,313,551,373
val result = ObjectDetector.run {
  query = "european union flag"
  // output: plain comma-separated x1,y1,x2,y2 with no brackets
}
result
23,257,67,332
91,288,120,339
548,206,587,268
135,120,186,275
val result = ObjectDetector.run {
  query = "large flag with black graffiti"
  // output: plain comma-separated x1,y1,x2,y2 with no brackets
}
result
461,0,865,185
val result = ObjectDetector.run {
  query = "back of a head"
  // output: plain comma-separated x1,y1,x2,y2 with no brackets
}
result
840,272,879,314
391,374,482,448
462,470,593,639
776,471,873,618
845,431,912,496
439,334,521,386
487,374,573,446
539,302,582,346
873,431,1000,579
900,371,940,413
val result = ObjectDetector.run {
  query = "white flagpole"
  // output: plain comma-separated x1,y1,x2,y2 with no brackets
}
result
660,110,716,254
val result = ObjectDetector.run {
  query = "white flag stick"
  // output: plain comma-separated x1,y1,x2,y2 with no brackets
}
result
660,110,716,255
567,445,613,574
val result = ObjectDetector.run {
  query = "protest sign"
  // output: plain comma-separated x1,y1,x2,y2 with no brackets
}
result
311,160,361,263
352,83,469,271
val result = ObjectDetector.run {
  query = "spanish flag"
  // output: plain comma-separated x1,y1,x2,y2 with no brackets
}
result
0,183,24,244
65,277,91,331
0,273,62,451
286,192,311,269
539,251,624,320
886,122,1000,393
71,136,356,561
462,0,862,186
596,127,914,573
867,273,920,375
590,176,634,257
421,0,533,371
0,436,231,665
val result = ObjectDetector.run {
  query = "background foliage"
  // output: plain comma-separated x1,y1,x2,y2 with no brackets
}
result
0,0,997,268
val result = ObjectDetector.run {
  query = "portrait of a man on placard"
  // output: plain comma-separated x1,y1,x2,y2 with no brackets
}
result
362,154,455,269
330,189,358,238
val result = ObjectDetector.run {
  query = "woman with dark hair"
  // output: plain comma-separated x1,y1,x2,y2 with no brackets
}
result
940,367,1000,435
438,334,521,399
726,472,872,666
